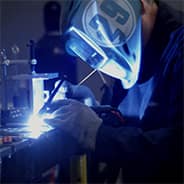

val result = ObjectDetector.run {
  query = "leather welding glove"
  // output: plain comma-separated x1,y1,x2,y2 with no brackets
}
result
45,99,102,150
54,80,99,106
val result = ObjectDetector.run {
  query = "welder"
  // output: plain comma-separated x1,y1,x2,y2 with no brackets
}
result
46,0,183,183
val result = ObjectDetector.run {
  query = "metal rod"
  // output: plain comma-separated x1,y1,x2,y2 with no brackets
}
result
97,71,107,84
78,69,97,86
39,69,97,114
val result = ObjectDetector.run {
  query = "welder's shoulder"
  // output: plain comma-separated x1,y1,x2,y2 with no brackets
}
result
171,26,184,58
171,26,184,76
162,26,184,76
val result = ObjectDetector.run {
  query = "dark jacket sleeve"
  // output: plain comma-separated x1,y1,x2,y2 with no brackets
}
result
95,26,184,181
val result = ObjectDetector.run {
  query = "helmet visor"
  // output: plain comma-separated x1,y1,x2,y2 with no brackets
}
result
65,0,142,89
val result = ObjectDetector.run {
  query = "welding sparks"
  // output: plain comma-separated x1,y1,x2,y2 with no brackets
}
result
26,114,53,138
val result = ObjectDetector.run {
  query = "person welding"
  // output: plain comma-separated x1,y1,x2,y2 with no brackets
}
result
45,0,183,183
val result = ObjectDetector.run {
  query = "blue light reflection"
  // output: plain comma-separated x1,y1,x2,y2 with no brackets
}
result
26,114,54,139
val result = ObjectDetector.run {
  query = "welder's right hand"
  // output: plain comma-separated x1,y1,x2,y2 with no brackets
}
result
45,99,103,150
54,80,99,106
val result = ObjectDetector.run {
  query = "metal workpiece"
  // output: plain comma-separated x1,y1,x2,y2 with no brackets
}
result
0,45,59,125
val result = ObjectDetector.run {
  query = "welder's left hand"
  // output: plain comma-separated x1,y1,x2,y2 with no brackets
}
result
45,99,103,150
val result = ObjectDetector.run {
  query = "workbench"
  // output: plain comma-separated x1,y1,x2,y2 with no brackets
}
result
0,125,90,184
0,126,63,183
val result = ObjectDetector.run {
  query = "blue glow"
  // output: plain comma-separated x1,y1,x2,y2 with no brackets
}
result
67,26,108,68
52,82,67,101
25,114,53,139
84,97,94,106
66,19,141,89
32,79,45,114
99,58,127,79
64,0,143,89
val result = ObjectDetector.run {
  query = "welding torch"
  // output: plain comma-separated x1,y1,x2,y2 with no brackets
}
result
38,79,64,115
38,69,98,115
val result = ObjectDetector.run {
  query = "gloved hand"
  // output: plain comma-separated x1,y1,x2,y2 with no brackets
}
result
45,99,103,150
53,80,99,106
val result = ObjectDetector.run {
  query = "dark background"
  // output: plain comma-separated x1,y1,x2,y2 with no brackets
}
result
0,0,183,102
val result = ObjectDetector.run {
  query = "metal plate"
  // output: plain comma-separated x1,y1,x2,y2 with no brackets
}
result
11,73,59,80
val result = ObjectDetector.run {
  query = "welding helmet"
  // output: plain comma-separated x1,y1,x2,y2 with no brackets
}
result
64,0,142,89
